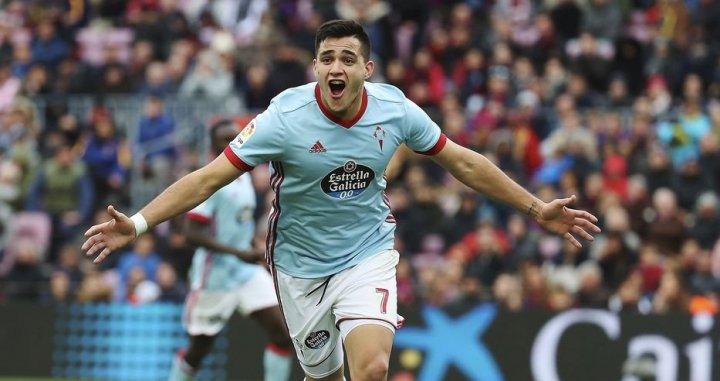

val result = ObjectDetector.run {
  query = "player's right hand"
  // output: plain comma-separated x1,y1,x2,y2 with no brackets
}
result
82,205,136,264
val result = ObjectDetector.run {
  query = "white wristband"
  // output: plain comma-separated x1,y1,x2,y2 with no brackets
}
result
130,213,148,237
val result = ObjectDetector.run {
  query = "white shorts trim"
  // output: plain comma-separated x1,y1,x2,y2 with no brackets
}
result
338,318,395,342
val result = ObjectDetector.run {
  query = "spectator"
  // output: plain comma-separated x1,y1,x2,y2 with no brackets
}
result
155,261,186,302
492,273,524,311
657,99,711,168
405,48,446,106
646,188,688,254
575,262,607,307
26,141,94,260
55,244,87,292
581,0,622,40
550,0,583,42
624,175,651,239
672,159,712,211
689,250,720,294
542,110,597,162
602,154,628,200
698,131,720,190
179,49,234,98
608,272,651,313
652,271,690,313
10,43,32,79
127,40,155,89
75,270,113,303
82,115,129,208
3,238,48,302
521,261,548,309
116,233,162,300
125,266,159,304
99,63,132,94
47,270,73,304
137,61,173,96
31,18,70,70
134,95,176,207
455,221,509,288
243,63,274,111
646,75,672,118
268,44,308,99
690,192,720,249
506,213,540,264
183,0,269,46
566,33,614,92
645,147,674,194
634,244,665,294
396,257,416,306
0,59,21,124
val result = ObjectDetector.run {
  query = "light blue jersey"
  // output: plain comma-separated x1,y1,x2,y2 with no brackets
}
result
224,82,446,278
186,174,261,290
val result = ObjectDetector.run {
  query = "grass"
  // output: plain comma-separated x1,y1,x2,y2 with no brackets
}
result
0,379,80,381
0,379,84,381
0,378,256,381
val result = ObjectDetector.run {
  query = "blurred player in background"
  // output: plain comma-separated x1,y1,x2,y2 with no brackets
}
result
84,20,599,381
169,119,292,381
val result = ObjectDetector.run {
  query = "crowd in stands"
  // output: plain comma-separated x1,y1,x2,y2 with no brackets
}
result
2,0,720,315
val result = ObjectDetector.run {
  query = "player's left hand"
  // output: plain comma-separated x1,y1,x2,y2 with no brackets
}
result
536,195,601,248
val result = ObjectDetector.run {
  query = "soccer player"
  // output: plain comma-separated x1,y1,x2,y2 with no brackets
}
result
83,20,600,381
168,119,293,381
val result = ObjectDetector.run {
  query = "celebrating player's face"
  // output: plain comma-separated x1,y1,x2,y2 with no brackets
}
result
314,36,374,119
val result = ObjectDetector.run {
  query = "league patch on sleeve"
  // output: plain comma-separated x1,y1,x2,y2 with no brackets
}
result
235,119,256,145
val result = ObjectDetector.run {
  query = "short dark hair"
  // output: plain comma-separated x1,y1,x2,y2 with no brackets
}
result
315,20,371,62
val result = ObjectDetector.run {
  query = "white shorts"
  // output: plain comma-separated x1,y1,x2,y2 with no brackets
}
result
183,268,278,336
274,250,401,378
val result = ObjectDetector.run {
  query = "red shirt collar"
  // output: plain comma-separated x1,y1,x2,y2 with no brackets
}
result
314,83,368,129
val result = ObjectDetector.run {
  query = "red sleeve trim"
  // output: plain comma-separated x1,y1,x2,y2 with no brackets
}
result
186,212,211,224
223,146,254,171
415,133,447,156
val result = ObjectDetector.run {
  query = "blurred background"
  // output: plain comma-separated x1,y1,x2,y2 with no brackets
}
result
1,0,720,380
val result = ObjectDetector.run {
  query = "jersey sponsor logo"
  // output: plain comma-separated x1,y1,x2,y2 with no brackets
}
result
373,125,386,151
321,160,375,199
305,330,330,349
309,140,327,153
235,119,256,145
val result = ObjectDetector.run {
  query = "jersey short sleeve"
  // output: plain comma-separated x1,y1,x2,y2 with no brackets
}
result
403,98,447,155
224,103,285,170
186,194,215,224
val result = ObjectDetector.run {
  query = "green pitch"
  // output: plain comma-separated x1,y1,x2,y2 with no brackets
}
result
0,379,84,381
0,378,255,381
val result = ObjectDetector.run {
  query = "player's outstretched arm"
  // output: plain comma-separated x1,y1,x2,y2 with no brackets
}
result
82,154,244,263
431,139,601,247
183,218,264,263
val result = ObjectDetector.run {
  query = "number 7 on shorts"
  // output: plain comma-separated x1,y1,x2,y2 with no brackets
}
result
376,288,389,314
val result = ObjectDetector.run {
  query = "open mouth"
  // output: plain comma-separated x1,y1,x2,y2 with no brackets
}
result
328,80,346,98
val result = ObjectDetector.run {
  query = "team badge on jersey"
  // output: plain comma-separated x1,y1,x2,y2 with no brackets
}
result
235,119,256,145
321,160,375,199
373,126,386,151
